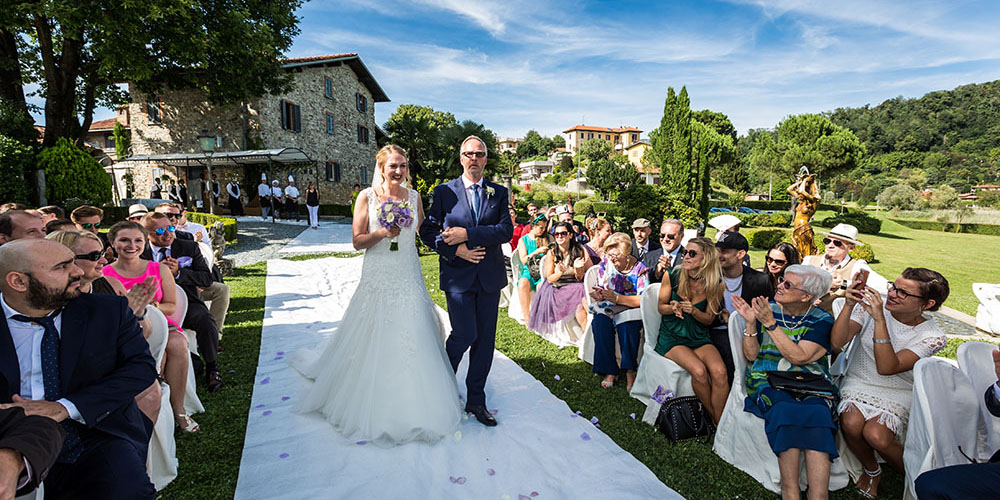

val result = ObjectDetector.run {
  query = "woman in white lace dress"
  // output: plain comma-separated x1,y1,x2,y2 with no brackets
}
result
290,145,461,445
831,267,950,498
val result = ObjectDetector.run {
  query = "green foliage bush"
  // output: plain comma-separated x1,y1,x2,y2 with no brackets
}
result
878,183,920,210
889,218,1000,236
186,212,238,243
748,229,785,250
573,197,595,217
614,183,701,233
850,243,876,263
769,212,792,227
38,137,111,206
819,212,882,234
0,134,32,204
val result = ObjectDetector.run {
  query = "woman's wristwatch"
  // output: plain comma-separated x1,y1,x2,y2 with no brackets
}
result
763,322,779,332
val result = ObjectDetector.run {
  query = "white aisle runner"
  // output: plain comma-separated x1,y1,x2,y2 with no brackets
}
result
276,221,357,256
234,256,683,500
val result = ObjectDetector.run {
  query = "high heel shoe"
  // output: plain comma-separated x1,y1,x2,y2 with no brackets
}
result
600,377,615,389
176,413,200,433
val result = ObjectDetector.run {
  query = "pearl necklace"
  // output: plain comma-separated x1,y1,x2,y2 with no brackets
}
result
777,303,813,332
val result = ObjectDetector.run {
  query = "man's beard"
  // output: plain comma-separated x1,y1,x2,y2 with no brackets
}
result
27,274,81,310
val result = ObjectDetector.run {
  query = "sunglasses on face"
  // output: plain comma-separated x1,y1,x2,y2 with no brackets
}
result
660,233,679,241
888,283,924,300
154,226,176,235
553,231,570,237
74,250,104,262
776,275,809,294
681,249,699,258
461,151,487,159
766,256,787,266
822,238,845,248
80,222,101,229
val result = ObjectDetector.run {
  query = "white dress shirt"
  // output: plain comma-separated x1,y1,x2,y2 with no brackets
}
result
178,221,210,245
461,176,484,215
271,185,283,198
1,293,84,424
227,182,240,198
258,183,270,197
284,186,299,200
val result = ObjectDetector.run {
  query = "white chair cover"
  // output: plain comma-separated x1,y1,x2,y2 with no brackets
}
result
629,283,694,418
903,356,981,499
167,284,204,415
974,283,1000,335
499,242,514,308
507,249,526,325
529,253,584,348
198,241,214,269
957,341,1000,454
713,313,850,493
143,306,178,490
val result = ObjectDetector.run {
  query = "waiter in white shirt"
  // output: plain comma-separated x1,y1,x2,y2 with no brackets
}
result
284,177,300,222
270,181,283,221
226,180,243,216
257,177,271,220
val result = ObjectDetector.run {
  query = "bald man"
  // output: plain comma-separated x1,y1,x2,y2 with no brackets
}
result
0,239,157,499
0,211,45,245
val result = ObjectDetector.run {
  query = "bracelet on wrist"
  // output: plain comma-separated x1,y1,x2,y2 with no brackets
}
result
743,330,758,337
873,338,892,344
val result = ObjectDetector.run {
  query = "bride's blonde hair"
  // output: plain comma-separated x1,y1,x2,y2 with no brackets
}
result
373,145,412,196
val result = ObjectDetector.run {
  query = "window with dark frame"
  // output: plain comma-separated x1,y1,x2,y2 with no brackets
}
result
326,113,335,134
356,93,367,113
104,135,115,149
324,77,334,99
146,98,162,124
357,124,369,144
325,161,342,182
280,99,301,132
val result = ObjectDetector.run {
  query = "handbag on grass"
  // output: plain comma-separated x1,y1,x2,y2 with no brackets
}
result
766,371,837,400
654,396,715,443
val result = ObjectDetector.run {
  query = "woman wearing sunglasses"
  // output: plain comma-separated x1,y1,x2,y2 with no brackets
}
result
832,268,949,498
654,237,728,423
527,221,590,345
103,221,199,433
762,242,800,292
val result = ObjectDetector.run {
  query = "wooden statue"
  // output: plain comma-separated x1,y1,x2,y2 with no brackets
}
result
788,171,820,258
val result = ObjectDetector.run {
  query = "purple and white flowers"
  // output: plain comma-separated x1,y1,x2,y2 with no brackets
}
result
377,199,414,251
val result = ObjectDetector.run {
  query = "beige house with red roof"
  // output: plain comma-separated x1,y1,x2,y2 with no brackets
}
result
562,125,642,154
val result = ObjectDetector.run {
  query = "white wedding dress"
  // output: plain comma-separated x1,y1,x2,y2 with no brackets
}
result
290,187,462,445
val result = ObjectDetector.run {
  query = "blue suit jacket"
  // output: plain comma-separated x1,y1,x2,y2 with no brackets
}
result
420,177,514,294
0,293,157,454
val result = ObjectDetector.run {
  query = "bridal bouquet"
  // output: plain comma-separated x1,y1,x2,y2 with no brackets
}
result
377,199,414,251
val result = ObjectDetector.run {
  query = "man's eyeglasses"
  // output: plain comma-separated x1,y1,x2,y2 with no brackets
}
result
888,283,924,300
822,238,846,248
154,225,176,235
660,233,679,241
765,256,787,266
461,151,487,159
80,222,101,229
74,250,104,262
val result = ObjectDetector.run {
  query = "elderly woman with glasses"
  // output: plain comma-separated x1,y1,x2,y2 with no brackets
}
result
590,232,650,390
732,264,837,500
762,242,801,292
528,221,591,343
102,220,200,433
831,268,949,498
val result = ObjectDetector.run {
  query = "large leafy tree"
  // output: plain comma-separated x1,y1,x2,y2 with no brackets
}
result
581,138,639,199
3,0,303,146
515,129,553,160
692,121,736,219
750,114,865,182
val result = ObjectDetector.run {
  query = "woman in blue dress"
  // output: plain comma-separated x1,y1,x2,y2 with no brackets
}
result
516,214,550,322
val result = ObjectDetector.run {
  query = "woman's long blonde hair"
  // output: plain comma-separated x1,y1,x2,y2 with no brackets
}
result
676,237,722,316
373,144,412,196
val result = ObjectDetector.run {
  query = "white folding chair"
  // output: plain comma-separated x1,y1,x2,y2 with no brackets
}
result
143,306,178,490
974,283,1000,335
713,313,850,493
507,249,526,325
957,341,1000,454
577,265,600,364
198,241,214,269
629,283,694,415
166,284,204,415
499,242,513,308
903,356,982,500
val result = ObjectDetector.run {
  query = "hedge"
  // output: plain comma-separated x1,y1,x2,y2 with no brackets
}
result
742,227,877,262
186,212,238,243
709,199,855,213
888,218,1000,236
747,229,785,250
818,212,882,234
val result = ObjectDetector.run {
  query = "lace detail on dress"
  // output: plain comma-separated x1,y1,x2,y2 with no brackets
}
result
839,393,908,437
910,335,947,358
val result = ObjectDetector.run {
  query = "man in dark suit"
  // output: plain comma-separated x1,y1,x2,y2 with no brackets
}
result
140,212,223,391
629,218,660,261
710,231,775,384
642,218,685,284
916,349,1000,498
419,135,513,427
0,239,157,499
0,407,64,498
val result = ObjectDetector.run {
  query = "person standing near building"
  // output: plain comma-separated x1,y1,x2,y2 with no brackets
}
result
227,179,243,216
178,179,189,208
150,177,163,199
189,173,204,210
257,177,271,220
284,177,300,222
211,174,221,210
167,178,180,203
305,182,320,229
270,180,283,221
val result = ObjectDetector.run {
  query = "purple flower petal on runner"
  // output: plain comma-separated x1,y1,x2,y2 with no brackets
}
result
356,441,367,445
449,476,466,484
279,453,289,459
575,410,582,415
569,413,577,418
281,396,290,401
531,493,539,497
519,495,531,500
276,351,285,355
262,410,272,416
630,413,636,419
487,469,495,476
489,409,498,415
260,377,270,385
255,404,265,409
595,423,600,428
590,416,599,424
580,432,591,441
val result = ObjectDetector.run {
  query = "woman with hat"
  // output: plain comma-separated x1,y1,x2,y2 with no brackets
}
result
802,223,874,313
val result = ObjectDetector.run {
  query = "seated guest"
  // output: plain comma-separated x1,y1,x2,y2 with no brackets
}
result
0,211,44,245
102,221,199,432
525,202,539,221
833,268,949,498
630,218,660,261
643,218,685,284
0,239,157,499
509,203,530,251
655,237,728,424
516,215,550,321
36,205,64,224
140,213,223,392
528,222,590,336
583,217,612,265
0,406,65,498
915,348,1000,500
802,223,873,313
590,233,649,390
154,203,195,241
176,205,210,246
732,265,837,500
710,232,775,385
762,242,800,291
175,205,231,336
44,218,75,234
69,205,110,259
127,203,148,222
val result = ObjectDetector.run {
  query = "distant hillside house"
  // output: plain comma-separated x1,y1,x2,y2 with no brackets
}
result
124,53,389,205
563,125,642,154
497,137,522,154
518,160,556,183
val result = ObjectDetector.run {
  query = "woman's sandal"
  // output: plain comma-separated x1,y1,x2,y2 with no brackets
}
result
857,464,881,499
600,378,615,389
176,413,200,433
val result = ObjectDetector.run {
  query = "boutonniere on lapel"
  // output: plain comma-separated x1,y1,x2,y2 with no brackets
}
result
485,185,495,199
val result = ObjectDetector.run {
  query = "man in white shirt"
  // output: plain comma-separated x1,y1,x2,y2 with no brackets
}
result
226,179,243,216
257,179,271,220
174,207,210,246
284,179,300,222
802,223,878,313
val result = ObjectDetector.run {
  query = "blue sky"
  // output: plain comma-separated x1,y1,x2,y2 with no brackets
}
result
82,0,1000,139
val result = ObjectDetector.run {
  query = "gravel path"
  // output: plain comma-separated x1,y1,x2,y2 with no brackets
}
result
223,220,309,267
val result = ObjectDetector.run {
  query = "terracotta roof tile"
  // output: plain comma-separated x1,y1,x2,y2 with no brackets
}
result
88,118,126,131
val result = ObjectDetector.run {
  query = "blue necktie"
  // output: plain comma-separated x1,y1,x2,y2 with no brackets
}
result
471,184,482,223
12,312,83,463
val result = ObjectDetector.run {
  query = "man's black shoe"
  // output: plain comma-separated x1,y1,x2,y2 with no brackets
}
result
465,405,497,427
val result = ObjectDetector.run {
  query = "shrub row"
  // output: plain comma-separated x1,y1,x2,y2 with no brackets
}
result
818,212,882,234
709,199,855,213
744,227,877,263
186,212,238,243
888,218,1000,236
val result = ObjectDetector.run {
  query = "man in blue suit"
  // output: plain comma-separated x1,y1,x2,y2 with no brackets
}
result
0,239,157,499
420,135,513,427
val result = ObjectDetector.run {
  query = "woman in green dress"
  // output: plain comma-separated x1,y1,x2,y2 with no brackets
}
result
516,215,550,322
655,236,728,424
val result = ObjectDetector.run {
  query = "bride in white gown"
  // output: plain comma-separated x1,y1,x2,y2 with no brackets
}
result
290,144,462,445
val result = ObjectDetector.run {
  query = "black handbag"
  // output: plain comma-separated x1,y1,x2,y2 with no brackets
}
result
766,371,837,400
654,396,716,443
